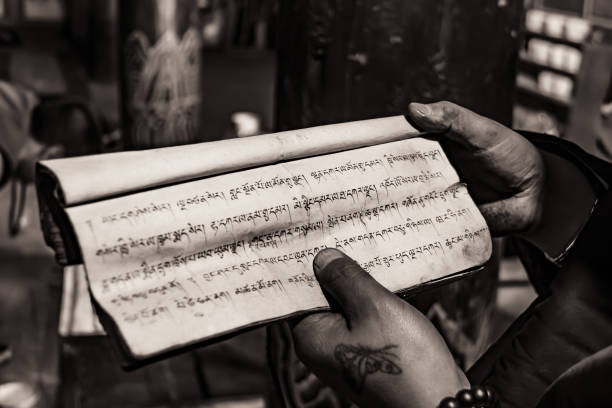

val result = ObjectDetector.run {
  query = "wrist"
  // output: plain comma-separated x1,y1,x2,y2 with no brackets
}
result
360,373,468,408
520,150,597,263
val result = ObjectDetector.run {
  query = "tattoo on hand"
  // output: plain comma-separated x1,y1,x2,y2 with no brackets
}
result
334,344,402,392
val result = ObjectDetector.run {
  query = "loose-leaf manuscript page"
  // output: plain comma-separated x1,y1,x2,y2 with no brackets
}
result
66,137,491,359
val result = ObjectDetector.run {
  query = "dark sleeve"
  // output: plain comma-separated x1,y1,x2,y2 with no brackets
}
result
536,345,612,408
511,132,611,295
521,131,612,192
467,132,612,408
0,145,10,189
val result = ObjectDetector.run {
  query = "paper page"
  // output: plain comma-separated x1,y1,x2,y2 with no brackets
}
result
58,265,105,337
66,137,491,359
41,116,417,206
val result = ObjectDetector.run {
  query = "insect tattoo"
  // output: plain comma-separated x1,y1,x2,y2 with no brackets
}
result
334,343,402,392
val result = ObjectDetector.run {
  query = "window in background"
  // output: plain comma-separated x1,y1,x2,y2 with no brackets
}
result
23,0,64,21
543,0,584,14
593,0,612,19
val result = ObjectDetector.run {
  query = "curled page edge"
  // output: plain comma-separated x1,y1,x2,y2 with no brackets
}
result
38,115,419,207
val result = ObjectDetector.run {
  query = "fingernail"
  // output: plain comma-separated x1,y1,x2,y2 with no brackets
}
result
313,248,345,273
411,102,431,117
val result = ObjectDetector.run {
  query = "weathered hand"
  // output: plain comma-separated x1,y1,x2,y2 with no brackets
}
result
407,101,545,236
291,248,468,408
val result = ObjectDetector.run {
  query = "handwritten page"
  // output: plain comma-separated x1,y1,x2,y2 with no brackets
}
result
65,137,491,359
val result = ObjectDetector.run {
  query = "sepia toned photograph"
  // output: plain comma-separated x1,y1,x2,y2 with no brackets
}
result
0,0,611,407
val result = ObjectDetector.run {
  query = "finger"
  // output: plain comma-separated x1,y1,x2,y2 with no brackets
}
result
287,314,306,329
478,193,540,236
292,312,342,339
313,248,391,323
407,101,510,149
291,312,344,364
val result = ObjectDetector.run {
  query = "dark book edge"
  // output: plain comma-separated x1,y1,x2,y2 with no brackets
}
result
35,164,83,265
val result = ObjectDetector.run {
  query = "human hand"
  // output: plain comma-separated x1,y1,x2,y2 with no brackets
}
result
407,101,545,236
291,248,469,408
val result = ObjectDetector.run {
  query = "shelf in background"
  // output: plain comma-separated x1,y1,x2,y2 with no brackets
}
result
516,81,572,106
524,30,583,48
515,82,572,123
518,56,577,78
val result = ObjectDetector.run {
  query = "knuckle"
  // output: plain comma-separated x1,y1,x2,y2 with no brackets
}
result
427,101,460,131
442,102,461,124
485,127,499,140
440,101,460,121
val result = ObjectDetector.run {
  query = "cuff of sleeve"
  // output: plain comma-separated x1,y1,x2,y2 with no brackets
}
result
543,197,599,267
518,131,607,266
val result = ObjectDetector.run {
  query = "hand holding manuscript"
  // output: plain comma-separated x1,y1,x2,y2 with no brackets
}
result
36,116,492,364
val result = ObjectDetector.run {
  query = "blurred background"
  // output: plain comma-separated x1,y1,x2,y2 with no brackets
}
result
0,0,610,407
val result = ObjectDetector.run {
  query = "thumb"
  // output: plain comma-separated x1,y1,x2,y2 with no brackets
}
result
407,101,450,133
314,248,391,323
407,101,508,150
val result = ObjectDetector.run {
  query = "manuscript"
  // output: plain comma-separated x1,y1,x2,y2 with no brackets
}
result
35,116,492,365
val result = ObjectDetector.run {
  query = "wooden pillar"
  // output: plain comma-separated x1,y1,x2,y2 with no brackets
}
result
277,0,522,129
271,2,523,406
120,0,202,149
